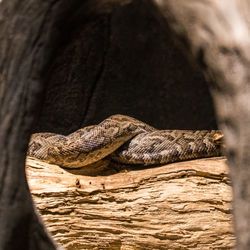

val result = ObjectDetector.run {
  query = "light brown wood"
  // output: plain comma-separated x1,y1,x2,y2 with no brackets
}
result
26,157,235,249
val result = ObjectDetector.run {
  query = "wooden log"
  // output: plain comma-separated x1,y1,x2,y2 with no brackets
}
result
26,157,235,249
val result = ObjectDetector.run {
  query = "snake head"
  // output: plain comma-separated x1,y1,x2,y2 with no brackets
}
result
213,132,224,148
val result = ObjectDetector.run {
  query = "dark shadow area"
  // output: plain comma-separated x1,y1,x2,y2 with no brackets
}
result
34,0,217,135
60,156,226,177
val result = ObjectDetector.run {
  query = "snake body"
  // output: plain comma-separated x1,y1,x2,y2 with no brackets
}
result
27,114,223,168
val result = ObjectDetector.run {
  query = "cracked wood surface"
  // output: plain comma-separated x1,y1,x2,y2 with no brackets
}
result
26,157,235,249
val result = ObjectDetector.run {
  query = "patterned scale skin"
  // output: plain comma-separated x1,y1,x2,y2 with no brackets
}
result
111,129,223,165
27,114,223,168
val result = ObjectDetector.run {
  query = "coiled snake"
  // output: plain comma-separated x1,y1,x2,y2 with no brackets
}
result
27,114,223,168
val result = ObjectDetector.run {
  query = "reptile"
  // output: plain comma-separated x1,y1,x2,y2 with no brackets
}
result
27,114,223,168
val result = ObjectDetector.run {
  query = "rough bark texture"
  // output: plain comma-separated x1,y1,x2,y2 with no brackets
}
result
26,157,234,249
0,1,63,249
152,1,250,248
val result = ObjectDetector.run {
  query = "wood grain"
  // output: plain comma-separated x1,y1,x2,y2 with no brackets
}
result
27,157,235,249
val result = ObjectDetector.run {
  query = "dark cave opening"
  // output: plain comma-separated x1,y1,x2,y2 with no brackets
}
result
35,0,217,135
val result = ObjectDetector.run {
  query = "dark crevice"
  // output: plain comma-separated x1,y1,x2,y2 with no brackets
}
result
82,14,112,124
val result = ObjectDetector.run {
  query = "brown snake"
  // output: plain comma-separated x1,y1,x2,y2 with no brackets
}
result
27,114,223,168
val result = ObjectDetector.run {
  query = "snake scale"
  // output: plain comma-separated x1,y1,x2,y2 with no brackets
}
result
27,114,223,168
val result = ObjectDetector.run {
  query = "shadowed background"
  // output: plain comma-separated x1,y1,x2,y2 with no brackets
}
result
35,0,216,135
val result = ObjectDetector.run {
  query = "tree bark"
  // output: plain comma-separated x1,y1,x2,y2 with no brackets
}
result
0,1,63,249
26,157,234,249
